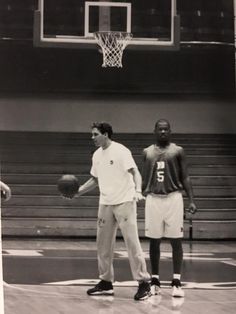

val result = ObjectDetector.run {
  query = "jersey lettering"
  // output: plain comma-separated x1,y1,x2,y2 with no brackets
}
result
156,161,165,182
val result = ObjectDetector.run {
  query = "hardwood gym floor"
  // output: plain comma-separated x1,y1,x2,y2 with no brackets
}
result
2,239,236,314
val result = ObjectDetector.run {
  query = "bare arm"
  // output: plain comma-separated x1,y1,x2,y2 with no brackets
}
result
141,149,147,193
179,149,197,214
128,167,145,202
78,177,98,196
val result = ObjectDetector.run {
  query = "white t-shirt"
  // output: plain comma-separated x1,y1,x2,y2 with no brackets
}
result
90,141,137,205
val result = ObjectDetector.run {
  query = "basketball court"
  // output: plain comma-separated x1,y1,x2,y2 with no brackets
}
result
0,0,236,313
2,239,236,314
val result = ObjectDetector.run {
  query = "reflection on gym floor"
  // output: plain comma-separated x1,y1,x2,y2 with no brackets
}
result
3,240,236,314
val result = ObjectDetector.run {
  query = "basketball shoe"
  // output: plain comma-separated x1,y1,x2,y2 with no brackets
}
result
150,277,161,295
134,281,151,301
87,280,114,296
171,279,185,297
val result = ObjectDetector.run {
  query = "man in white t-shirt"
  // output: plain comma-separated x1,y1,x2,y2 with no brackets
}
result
77,122,151,301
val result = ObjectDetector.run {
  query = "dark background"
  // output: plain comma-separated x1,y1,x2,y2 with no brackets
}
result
0,0,234,95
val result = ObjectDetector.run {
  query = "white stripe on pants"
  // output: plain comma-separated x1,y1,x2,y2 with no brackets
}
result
97,201,150,282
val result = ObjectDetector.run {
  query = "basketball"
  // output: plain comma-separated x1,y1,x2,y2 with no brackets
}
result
57,174,79,198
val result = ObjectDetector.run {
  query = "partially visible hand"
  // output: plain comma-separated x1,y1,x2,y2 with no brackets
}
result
61,193,77,200
1,184,11,201
134,192,145,202
187,202,197,214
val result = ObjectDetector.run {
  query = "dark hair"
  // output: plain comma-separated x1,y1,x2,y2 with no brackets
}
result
91,122,113,139
154,119,171,130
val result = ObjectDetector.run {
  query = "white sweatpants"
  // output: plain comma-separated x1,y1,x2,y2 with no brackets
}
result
97,201,150,282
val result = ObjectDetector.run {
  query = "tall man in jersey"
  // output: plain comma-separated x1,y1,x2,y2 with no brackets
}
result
77,122,151,301
142,119,197,297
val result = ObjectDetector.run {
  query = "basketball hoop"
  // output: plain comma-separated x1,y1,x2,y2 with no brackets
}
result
94,31,132,68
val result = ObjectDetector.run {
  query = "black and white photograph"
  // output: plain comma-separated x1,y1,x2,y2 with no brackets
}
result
0,0,236,313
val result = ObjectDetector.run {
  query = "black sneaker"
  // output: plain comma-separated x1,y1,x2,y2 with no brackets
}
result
87,280,114,296
151,277,161,295
134,281,151,301
171,279,185,297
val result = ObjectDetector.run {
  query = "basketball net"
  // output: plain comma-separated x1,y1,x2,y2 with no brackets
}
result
94,31,132,68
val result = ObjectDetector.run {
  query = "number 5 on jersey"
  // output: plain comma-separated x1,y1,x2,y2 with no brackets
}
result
156,161,165,182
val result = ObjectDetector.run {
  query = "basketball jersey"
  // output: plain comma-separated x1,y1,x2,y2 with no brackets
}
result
142,143,184,195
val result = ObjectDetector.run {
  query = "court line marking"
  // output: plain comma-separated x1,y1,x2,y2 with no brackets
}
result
116,251,233,261
3,249,234,264
42,279,236,290
2,250,44,256
222,260,236,267
4,282,236,301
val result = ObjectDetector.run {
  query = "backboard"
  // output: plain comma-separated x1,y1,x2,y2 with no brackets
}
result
34,0,180,50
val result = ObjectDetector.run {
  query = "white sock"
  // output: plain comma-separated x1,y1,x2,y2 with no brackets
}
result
173,274,181,280
152,275,159,279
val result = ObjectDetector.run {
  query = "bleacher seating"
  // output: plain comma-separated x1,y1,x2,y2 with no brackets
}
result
1,131,236,239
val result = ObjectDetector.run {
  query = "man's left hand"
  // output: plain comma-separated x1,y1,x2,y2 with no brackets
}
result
188,202,197,214
134,192,145,202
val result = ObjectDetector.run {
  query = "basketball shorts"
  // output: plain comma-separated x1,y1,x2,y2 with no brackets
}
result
145,191,184,239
